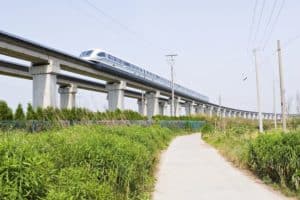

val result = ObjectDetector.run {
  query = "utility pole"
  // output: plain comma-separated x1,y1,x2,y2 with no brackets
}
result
166,54,178,117
277,40,287,132
253,49,264,133
273,79,277,129
218,94,222,118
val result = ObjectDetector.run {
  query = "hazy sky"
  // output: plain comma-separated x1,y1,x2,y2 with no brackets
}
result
0,0,299,113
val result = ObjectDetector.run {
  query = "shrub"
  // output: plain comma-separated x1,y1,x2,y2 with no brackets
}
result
14,104,25,120
201,123,214,133
0,100,13,120
248,132,300,191
26,103,36,120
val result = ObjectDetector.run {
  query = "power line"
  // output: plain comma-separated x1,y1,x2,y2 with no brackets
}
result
83,0,137,36
247,0,258,53
69,0,121,32
262,0,286,50
282,33,300,49
259,0,279,46
81,0,168,53
253,0,266,47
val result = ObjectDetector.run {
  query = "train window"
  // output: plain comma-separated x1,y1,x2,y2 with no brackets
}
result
80,50,93,57
97,52,106,57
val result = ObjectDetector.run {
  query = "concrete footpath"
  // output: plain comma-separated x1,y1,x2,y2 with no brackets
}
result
153,133,290,200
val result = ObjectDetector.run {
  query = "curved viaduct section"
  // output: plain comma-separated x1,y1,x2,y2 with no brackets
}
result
0,31,281,120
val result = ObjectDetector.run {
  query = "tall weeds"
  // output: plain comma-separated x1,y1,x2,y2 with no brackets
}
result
0,125,185,199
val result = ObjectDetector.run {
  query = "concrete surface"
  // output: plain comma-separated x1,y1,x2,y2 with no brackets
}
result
153,133,290,200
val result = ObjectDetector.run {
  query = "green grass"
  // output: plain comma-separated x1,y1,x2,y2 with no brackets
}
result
0,125,186,199
202,120,300,199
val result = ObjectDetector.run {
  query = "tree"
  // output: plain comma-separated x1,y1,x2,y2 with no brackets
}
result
26,103,36,120
0,100,13,120
15,104,25,120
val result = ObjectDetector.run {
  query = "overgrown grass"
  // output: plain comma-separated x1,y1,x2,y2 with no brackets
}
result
0,125,187,199
202,118,300,198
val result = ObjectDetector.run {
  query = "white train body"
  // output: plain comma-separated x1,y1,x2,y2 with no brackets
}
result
79,49,209,102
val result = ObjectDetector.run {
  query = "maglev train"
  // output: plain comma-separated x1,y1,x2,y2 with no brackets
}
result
79,49,209,102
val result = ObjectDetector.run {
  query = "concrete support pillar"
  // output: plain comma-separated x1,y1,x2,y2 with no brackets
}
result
58,84,77,109
137,99,147,116
247,112,251,119
146,91,160,118
106,81,126,111
29,60,60,108
222,109,226,118
209,106,214,117
159,101,166,115
238,112,242,118
278,114,282,121
248,113,252,120
253,113,257,120
194,105,201,115
184,102,195,116
235,111,239,118
216,107,220,117
231,111,236,118
246,112,250,119
227,110,232,118
174,97,181,117
200,104,206,115
249,113,253,120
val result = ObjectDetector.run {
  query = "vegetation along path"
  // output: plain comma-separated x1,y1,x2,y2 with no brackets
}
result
153,133,290,200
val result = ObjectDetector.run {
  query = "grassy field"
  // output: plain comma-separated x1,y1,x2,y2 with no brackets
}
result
0,125,187,200
201,118,300,198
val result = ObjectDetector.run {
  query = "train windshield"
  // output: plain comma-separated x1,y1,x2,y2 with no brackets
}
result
97,52,106,57
80,50,93,57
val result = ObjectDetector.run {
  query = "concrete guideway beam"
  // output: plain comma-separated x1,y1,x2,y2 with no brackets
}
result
146,91,160,118
59,84,77,109
29,59,60,108
106,81,126,111
0,41,49,63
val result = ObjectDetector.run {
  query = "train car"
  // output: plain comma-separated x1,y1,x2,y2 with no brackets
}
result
79,49,209,102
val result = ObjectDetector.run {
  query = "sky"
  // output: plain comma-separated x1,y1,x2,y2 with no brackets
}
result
0,0,299,114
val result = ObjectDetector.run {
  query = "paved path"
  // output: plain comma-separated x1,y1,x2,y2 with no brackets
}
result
153,133,290,200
